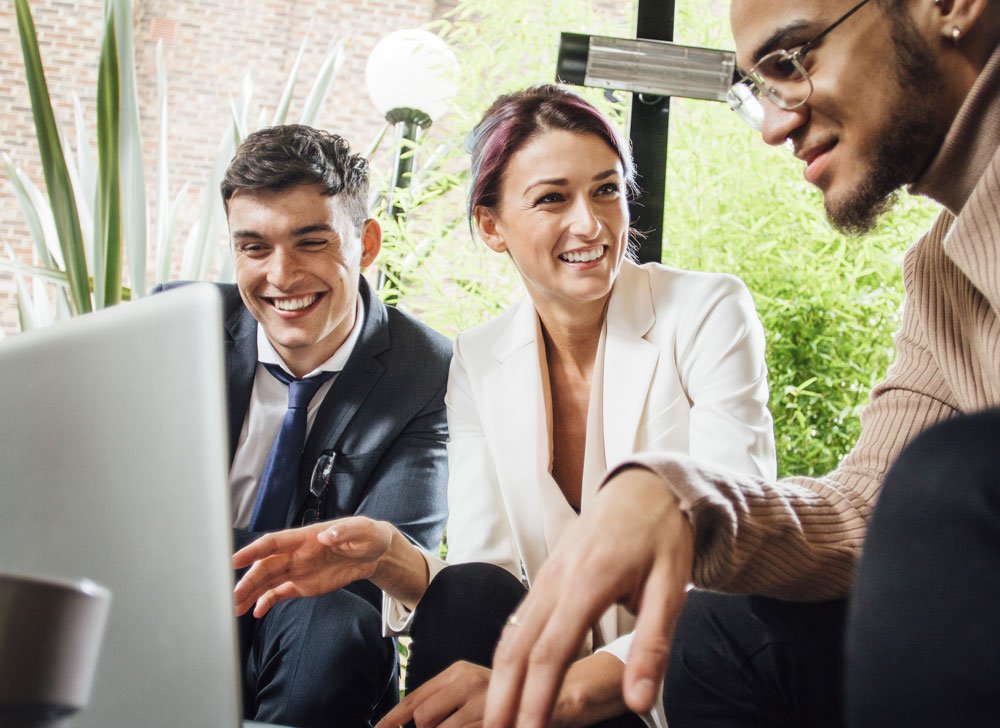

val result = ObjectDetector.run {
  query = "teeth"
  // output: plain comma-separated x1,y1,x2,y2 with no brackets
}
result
559,247,605,263
272,294,318,311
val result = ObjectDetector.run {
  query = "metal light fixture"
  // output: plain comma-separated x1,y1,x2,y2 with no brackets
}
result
365,29,457,296
557,32,736,102
365,29,458,129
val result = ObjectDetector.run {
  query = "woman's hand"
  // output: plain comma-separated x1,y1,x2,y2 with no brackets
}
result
375,653,629,728
376,661,491,728
233,516,393,617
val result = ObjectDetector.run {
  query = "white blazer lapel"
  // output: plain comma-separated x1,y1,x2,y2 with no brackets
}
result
603,261,660,469
479,298,550,583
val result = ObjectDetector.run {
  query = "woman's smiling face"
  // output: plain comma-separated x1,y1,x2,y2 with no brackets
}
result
475,129,629,313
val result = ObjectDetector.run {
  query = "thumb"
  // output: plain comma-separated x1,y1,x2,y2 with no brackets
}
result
317,516,374,548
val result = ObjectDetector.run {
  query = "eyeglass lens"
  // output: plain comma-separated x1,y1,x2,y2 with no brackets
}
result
302,451,336,526
727,0,873,129
728,52,810,130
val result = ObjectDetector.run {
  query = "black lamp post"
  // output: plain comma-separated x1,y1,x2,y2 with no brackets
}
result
556,20,736,263
365,29,457,296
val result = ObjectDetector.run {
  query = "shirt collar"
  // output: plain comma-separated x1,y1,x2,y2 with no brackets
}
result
909,43,1000,215
256,294,366,378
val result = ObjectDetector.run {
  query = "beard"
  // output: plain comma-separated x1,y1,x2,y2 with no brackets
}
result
824,17,948,235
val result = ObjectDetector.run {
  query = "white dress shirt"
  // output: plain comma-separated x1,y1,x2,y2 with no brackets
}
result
230,296,365,528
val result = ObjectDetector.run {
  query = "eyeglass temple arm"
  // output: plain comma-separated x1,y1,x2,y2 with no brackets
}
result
798,0,872,57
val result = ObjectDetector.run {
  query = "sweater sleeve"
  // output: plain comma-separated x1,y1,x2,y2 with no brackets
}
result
617,224,962,600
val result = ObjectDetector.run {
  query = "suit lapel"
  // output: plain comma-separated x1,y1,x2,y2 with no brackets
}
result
224,294,258,462
291,278,388,522
602,261,659,470
481,298,549,581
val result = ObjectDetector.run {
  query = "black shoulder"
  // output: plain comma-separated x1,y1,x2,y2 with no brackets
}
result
384,305,452,370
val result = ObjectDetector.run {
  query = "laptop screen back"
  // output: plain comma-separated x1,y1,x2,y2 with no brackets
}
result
0,285,242,727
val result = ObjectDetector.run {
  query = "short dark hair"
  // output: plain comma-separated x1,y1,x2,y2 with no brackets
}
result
221,124,369,228
466,85,637,223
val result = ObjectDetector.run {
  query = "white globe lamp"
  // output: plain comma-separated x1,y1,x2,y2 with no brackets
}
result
365,29,458,128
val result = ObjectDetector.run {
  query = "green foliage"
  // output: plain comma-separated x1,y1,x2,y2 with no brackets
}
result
8,0,945,479
4,3,346,329
13,0,92,314
371,0,635,334
390,0,941,479
663,6,940,476
95,8,122,308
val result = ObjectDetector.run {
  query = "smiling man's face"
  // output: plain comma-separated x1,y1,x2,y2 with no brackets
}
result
228,183,379,377
731,0,949,233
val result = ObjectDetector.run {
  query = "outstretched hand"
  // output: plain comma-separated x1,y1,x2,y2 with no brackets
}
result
232,516,392,618
375,661,491,728
483,467,695,728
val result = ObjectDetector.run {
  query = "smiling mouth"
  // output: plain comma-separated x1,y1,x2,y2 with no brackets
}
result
803,141,834,161
558,246,606,264
266,293,323,312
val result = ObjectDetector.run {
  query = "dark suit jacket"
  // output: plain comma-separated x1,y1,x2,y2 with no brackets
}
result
157,278,451,556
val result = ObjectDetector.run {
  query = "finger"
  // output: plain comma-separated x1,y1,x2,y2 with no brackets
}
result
251,580,302,619
485,566,565,728
231,532,283,569
621,563,683,713
375,667,459,728
318,517,388,557
233,553,292,605
234,591,258,617
511,570,620,727
316,516,365,545
374,687,421,727
437,694,486,728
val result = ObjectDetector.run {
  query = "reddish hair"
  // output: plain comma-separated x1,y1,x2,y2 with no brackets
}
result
466,85,636,225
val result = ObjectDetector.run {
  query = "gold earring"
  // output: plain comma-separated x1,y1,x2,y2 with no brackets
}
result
952,26,962,44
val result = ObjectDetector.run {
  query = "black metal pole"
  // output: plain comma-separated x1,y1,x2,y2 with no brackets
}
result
629,0,675,264
376,118,420,300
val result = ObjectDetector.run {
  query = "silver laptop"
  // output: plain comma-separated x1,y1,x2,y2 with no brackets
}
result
0,285,279,727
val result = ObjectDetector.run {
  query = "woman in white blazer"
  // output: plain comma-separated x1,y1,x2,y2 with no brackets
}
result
233,86,776,728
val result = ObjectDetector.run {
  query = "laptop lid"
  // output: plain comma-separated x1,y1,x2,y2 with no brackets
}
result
0,285,243,727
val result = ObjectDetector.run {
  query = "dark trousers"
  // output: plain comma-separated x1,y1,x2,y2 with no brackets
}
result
846,409,1000,727
664,591,847,727
407,562,646,727
234,530,398,728
664,409,1000,728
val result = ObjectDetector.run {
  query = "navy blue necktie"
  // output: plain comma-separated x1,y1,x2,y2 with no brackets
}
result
249,364,335,532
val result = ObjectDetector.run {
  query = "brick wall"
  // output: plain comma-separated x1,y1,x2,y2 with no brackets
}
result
1,0,438,334
1,0,106,333
1,0,636,335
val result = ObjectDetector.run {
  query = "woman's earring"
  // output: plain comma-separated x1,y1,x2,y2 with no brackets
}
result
952,25,962,45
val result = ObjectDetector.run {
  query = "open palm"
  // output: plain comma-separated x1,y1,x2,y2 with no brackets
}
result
232,516,392,617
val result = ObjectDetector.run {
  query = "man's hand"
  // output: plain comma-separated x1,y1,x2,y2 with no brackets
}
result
483,467,695,728
232,516,392,617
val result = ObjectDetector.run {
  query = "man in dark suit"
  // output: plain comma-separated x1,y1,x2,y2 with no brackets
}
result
180,124,450,727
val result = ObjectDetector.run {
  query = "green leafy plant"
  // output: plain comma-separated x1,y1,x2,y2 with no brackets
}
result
3,0,346,329
366,0,634,332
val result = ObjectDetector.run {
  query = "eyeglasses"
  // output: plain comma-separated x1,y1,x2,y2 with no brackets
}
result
726,0,872,130
301,450,336,526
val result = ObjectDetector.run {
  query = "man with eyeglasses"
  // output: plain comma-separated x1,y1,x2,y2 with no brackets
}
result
482,1,1000,727
161,124,450,727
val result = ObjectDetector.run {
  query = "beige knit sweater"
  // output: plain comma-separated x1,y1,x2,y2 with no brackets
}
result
622,44,1000,601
